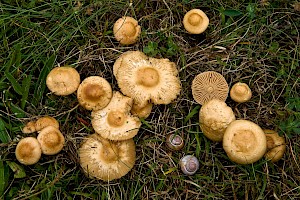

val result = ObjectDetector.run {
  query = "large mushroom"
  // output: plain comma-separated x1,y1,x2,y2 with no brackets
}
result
183,9,209,34
199,99,236,142
79,133,136,181
223,120,267,164
91,91,141,140
113,16,141,45
37,126,65,155
15,137,42,165
264,129,286,162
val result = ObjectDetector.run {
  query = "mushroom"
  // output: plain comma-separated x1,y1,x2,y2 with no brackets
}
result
91,91,141,140
130,102,153,119
115,51,181,107
46,66,80,96
230,82,252,103
15,137,42,165
22,121,36,134
264,129,286,162
79,133,136,181
35,116,59,131
223,120,267,164
113,16,141,45
166,134,184,151
77,76,113,110
179,155,199,175
37,126,65,155
183,9,209,34
191,71,229,105
199,99,236,142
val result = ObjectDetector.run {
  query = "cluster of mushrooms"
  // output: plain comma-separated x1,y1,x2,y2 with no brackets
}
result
17,8,286,180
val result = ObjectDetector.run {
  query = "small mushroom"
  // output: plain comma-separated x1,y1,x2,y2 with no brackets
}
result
91,91,141,140
22,121,36,134
192,71,229,105
230,82,252,103
15,137,42,165
46,66,80,96
166,134,184,151
77,76,113,110
79,133,136,181
37,126,65,155
199,99,236,142
113,16,141,45
223,120,267,164
183,9,209,34
35,116,59,131
131,102,153,119
179,155,199,175
264,129,286,162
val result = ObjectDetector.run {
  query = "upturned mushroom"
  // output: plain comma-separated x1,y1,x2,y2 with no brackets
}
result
113,16,141,45
91,91,141,140
192,71,229,105
79,133,136,181
199,99,236,142
37,126,65,155
77,76,113,110
264,129,286,162
223,120,267,164
115,51,181,107
183,9,209,34
15,137,42,165
230,82,252,103
46,66,80,96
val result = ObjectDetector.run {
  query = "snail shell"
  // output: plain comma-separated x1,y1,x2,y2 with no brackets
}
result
179,155,199,175
166,134,184,151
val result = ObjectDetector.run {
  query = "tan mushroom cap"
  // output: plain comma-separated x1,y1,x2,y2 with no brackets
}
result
37,126,65,155
230,82,252,103
264,129,286,162
116,52,181,107
113,16,141,45
46,66,80,96
22,121,36,134
192,71,229,105
15,137,41,165
77,76,113,110
223,120,267,164
79,133,136,181
91,91,141,140
131,101,153,119
35,116,59,131
199,99,236,142
183,9,209,34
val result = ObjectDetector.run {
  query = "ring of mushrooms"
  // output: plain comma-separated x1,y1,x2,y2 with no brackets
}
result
223,120,267,164
79,133,136,181
230,82,252,103
113,16,141,45
15,137,42,165
183,9,209,34
264,129,286,162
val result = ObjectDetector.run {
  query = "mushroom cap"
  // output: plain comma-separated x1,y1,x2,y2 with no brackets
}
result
113,16,141,45
77,76,113,110
223,120,267,164
131,101,153,119
37,126,65,155
35,116,59,131
199,99,236,142
79,133,136,181
192,71,229,105
230,82,252,103
91,91,141,140
264,129,286,162
22,121,36,134
15,137,41,165
46,66,80,96
183,9,209,34
116,53,181,107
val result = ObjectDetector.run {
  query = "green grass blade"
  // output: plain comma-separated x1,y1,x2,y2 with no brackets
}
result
184,105,200,124
20,74,32,109
4,71,23,95
0,161,10,197
0,118,10,143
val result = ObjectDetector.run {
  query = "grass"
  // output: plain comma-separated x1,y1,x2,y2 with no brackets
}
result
0,0,299,199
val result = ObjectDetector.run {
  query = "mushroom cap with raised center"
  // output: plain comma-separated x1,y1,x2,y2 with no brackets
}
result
37,126,65,155
79,133,136,181
15,137,42,165
35,116,59,131
46,66,80,96
264,129,286,162
199,99,236,142
116,52,181,107
113,16,141,45
230,82,252,103
77,76,113,110
183,9,209,34
192,71,229,105
223,120,267,164
91,91,141,140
